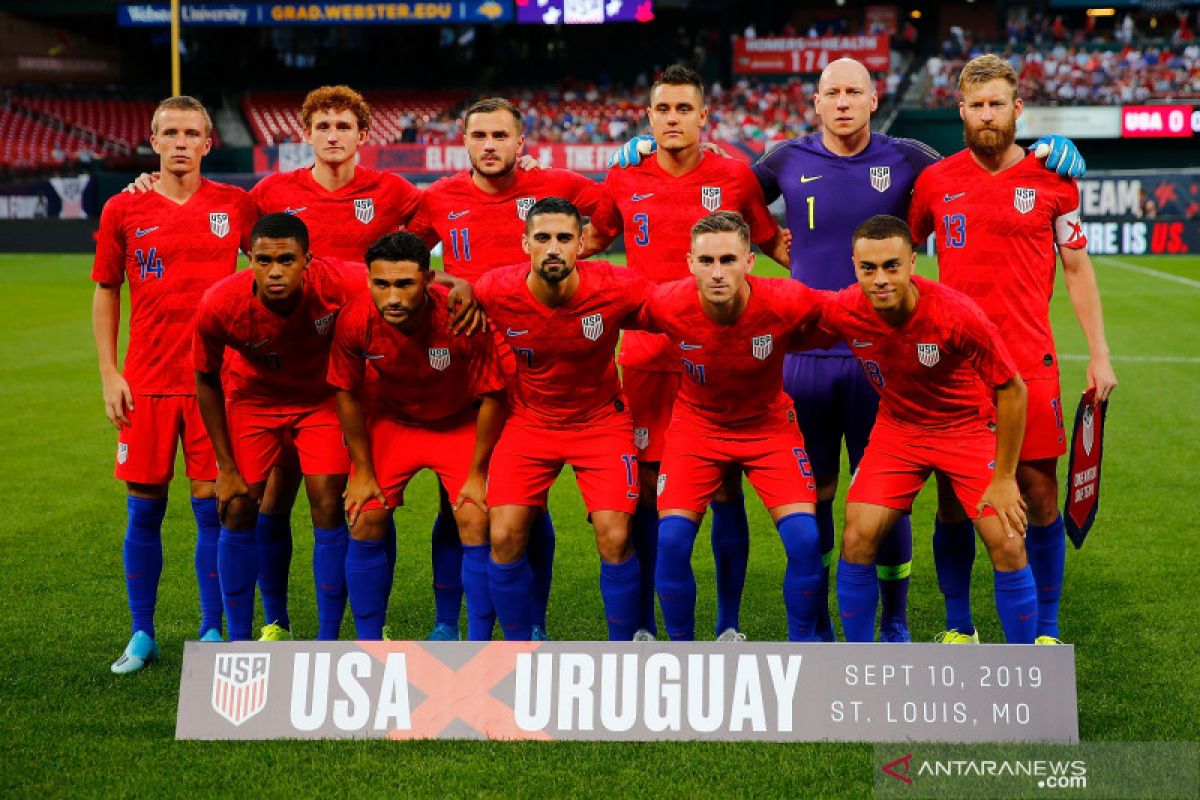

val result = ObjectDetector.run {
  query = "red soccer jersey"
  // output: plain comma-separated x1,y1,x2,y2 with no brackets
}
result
250,166,422,261
407,168,615,284
817,276,1019,433
589,153,780,371
473,260,649,427
193,257,367,410
639,276,826,430
92,179,256,395
908,150,1087,380
327,284,505,427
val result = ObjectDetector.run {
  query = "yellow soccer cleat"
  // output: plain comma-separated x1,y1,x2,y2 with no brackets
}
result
258,622,293,642
1035,635,1064,645
933,629,981,644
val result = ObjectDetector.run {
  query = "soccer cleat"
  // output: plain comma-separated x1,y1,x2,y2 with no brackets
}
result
716,628,747,642
428,622,461,641
381,625,394,642
632,628,656,642
111,631,159,674
530,625,549,641
199,628,224,642
1035,635,1064,645
258,622,293,642
933,629,981,644
879,622,912,643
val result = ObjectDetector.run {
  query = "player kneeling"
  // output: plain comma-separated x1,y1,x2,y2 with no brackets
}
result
817,216,1037,644
642,212,827,641
329,233,507,641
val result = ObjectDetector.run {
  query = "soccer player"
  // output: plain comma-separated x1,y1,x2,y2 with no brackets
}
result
406,96,617,639
93,95,256,673
328,232,507,640
473,197,648,641
908,54,1117,644
640,212,825,641
818,215,1037,644
588,64,789,641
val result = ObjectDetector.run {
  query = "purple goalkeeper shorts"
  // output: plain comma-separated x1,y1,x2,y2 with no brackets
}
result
783,353,881,478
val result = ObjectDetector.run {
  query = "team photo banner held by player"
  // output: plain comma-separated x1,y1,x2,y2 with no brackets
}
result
177,642,1078,742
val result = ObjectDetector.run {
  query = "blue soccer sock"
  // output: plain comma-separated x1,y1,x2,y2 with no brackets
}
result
383,514,397,600
1026,515,1066,639
255,511,292,630
344,537,389,640
876,515,913,636
777,513,823,642
313,524,348,640
461,544,496,641
489,556,534,640
933,517,977,635
430,508,463,627
656,515,700,641
190,496,222,637
599,554,642,641
123,495,167,639
993,566,1037,644
710,497,750,636
814,498,836,642
527,510,556,629
632,504,659,634
836,559,878,642
218,526,258,641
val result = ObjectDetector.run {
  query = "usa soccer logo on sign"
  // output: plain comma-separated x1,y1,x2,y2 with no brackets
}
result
701,186,722,212
428,347,451,371
1014,188,1036,214
751,334,773,360
870,166,891,193
581,313,604,341
209,212,230,239
211,653,270,726
354,197,375,225
916,343,940,367
515,196,536,221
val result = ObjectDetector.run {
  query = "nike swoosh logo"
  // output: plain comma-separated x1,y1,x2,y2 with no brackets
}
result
631,193,654,202
134,227,158,237
944,192,966,202
679,342,702,350
247,338,269,349
364,353,384,360
448,210,470,219
852,340,873,348
800,176,821,184
506,328,529,337
284,206,306,215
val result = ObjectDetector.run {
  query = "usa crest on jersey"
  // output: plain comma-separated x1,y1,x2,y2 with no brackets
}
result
313,312,336,336
1014,188,1036,214
428,347,451,371
751,334,773,360
516,196,536,221
701,186,722,212
354,197,375,224
870,166,891,193
634,427,649,451
581,313,604,341
917,342,940,367
209,212,230,238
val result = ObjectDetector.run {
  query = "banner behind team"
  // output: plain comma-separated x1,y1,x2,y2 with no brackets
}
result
732,36,890,74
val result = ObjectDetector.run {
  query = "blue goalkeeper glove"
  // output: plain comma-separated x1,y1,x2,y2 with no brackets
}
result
1030,135,1086,178
607,135,657,169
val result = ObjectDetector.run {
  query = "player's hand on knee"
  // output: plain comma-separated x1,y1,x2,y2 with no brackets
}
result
517,154,541,172
101,371,134,429
977,477,1027,539
215,467,254,523
1088,356,1118,402
454,470,489,515
1030,135,1086,178
343,470,386,526
123,171,160,194
607,135,656,169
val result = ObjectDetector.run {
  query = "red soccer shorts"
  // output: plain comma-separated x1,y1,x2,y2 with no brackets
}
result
847,421,998,519
657,412,817,514
226,399,349,485
1020,377,1067,461
487,412,639,514
357,416,476,511
623,367,680,463
114,394,216,484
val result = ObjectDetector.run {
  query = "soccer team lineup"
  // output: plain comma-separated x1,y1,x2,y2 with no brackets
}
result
98,55,1119,676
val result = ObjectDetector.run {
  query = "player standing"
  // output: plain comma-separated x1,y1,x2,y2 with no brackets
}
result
473,198,648,641
588,64,789,641
640,212,826,640
328,232,507,640
908,55,1117,644
93,96,256,672
818,216,1037,644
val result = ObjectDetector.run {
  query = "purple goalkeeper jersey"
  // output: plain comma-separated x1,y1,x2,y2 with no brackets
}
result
753,132,940,356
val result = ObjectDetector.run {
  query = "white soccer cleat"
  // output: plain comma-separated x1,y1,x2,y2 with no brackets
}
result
716,628,747,642
632,628,656,642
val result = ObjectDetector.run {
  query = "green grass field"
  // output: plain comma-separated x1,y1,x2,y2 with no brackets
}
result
2,252,1198,797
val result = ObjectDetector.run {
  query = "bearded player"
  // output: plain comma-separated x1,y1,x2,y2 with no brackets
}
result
909,55,1116,644
588,64,789,641
94,96,256,672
